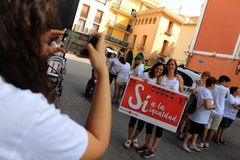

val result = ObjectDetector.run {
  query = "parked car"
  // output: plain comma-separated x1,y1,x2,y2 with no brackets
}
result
144,65,201,95
177,67,201,95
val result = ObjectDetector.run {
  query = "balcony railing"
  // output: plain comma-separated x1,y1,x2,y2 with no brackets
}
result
112,4,136,18
105,35,129,47
108,22,132,33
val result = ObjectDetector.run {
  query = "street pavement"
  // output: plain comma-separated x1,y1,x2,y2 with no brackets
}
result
55,54,240,160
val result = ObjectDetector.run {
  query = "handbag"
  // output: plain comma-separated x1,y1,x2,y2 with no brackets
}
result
186,94,197,114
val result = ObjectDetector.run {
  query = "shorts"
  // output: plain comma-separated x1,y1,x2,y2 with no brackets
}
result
220,117,234,129
188,120,205,135
116,81,127,86
205,113,223,131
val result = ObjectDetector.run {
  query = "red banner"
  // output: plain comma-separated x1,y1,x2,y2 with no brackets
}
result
118,77,188,132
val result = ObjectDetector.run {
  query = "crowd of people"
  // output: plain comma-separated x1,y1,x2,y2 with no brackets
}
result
105,49,240,159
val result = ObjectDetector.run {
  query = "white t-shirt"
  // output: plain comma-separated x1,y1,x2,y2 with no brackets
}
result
160,75,180,92
116,62,130,83
143,72,157,85
108,58,121,75
51,41,62,48
223,94,239,120
211,84,229,115
130,64,144,78
0,77,88,160
190,87,214,124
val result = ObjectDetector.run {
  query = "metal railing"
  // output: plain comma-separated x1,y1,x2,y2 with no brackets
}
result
105,35,129,47
108,21,133,33
112,4,136,18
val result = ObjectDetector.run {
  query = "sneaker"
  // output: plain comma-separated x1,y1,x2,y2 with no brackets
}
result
214,140,220,145
180,144,191,153
124,139,132,149
190,145,201,152
219,140,226,145
132,139,139,148
136,145,149,153
204,143,209,149
177,132,184,140
197,143,204,149
142,149,154,159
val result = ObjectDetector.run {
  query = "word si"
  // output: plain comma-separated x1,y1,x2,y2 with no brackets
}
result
128,84,177,122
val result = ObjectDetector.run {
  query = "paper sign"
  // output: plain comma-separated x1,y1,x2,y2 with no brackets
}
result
118,77,188,132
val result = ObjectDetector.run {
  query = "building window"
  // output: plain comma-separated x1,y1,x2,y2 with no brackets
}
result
110,13,117,25
92,24,99,32
107,28,113,36
140,35,147,49
94,10,103,24
145,18,148,24
79,19,86,32
149,18,152,24
123,34,129,41
166,21,173,35
131,35,137,48
95,0,107,4
116,0,122,9
160,40,169,55
141,18,144,25
80,4,90,19
137,19,141,25
153,17,157,24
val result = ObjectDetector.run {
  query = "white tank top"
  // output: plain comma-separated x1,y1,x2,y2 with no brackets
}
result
160,75,180,92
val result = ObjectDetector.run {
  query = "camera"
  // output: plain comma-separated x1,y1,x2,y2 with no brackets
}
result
62,29,98,57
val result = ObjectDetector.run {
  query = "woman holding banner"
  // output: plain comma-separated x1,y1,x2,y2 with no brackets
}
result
137,59,184,158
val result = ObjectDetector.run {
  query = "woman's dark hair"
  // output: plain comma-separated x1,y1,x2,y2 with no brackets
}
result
166,59,178,76
0,0,58,100
201,71,211,78
119,57,126,64
230,86,238,95
126,50,133,66
206,76,217,87
106,52,113,58
149,62,164,79
218,75,231,83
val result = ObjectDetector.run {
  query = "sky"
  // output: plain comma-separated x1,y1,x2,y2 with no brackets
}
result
159,0,205,16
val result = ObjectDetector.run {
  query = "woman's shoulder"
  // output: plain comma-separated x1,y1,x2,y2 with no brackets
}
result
0,80,54,113
176,74,183,81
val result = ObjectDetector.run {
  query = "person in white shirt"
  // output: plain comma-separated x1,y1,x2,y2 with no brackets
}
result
158,59,184,93
181,77,216,153
112,57,130,103
124,55,145,149
108,51,124,84
51,36,62,48
199,75,230,149
50,36,66,57
178,71,211,140
135,62,165,158
130,55,144,78
216,87,240,145
0,1,111,160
